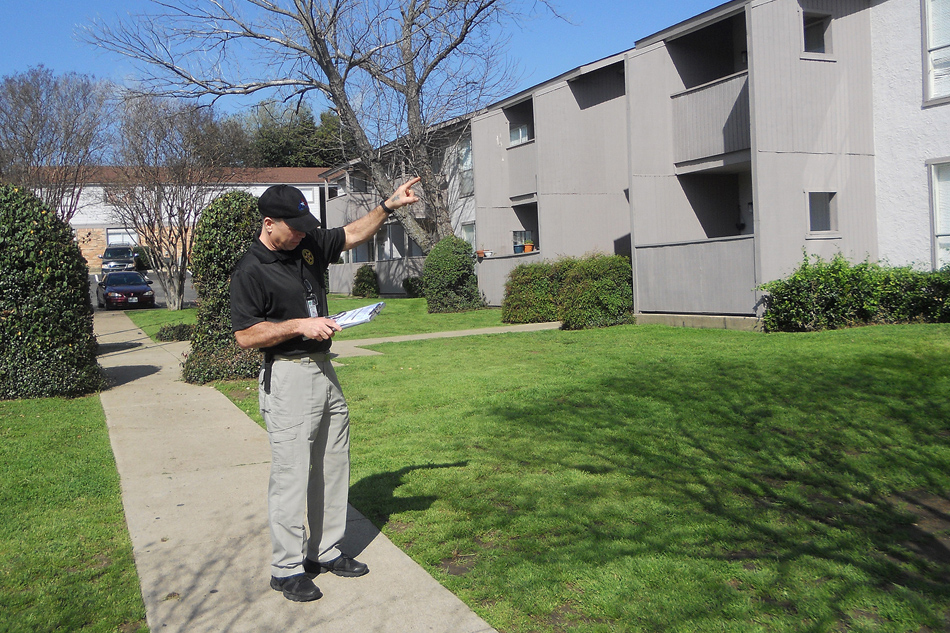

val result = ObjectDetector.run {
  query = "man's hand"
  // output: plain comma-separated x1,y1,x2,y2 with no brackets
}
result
234,317,341,349
385,177,421,211
300,317,342,341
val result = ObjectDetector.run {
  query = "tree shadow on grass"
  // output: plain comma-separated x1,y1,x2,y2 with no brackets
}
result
474,332,950,630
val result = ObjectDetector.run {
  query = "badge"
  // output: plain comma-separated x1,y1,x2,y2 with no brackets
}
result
302,249,314,266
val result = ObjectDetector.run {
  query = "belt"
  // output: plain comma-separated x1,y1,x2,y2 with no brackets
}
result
262,352,332,394
272,353,333,363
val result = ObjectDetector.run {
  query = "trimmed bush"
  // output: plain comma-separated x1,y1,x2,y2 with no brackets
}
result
760,254,950,332
182,191,262,384
502,261,560,323
353,264,380,298
402,276,424,298
556,254,633,330
156,323,195,342
502,254,632,330
0,184,104,398
422,235,484,313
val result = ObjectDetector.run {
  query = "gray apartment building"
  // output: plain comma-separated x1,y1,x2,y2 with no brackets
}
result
327,0,950,319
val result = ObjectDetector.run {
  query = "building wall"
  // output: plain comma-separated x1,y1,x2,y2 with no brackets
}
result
627,42,707,246
472,59,631,305
749,0,878,283
534,62,631,259
871,0,950,269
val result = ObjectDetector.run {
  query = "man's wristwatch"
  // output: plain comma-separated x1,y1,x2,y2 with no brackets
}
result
380,199,395,214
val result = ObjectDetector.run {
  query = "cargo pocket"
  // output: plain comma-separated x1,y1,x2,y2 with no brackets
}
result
268,427,299,469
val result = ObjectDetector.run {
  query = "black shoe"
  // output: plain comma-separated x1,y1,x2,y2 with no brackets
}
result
304,554,369,577
270,574,322,602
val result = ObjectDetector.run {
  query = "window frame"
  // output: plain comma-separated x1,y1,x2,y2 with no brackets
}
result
806,191,840,236
930,160,950,269
802,11,833,55
457,137,474,197
925,0,950,103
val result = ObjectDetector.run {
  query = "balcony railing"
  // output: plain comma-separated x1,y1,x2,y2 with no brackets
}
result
507,139,537,198
672,71,750,165
635,235,756,315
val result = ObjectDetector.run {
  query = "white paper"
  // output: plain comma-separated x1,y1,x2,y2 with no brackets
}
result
329,302,385,329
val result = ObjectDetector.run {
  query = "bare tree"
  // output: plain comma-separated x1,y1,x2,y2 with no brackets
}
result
0,66,113,223
87,0,554,252
108,95,236,310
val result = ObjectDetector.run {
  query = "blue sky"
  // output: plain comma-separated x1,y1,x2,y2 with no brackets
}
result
0,0,724,109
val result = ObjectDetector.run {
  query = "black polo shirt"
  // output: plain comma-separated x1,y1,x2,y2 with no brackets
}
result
230,227,346,355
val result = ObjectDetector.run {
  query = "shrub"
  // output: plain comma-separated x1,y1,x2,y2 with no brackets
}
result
760,254,950,332
402,276,424,298
502,261,559,323
132,245,153,271
353,264,380,298
502,254,632,329
182,191,262,384
422,235,484,313
156,323,195,342
556,254,633,330
0,184,104,398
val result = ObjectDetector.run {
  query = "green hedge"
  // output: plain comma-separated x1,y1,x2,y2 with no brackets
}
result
155,323,195,342
422,236,484,313
353,264,379,298
502,254,633,330
0,185,104,398
760,254,950,332
182,191,262,384
501,262,560,323
402,276,423,298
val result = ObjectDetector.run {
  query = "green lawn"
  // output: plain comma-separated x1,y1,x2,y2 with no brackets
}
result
216,323,950,633
0,396,147,633
123,306,197,340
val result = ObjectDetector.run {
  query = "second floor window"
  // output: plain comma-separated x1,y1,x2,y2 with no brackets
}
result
927,0,950,100
803,12,832,54
458,138,474,197
509,124,532,146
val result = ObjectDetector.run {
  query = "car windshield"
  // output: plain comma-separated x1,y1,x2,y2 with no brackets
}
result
107,273,145,285
103,247,134,258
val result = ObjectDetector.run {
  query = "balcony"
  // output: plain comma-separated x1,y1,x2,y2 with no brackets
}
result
507,139,537,199
672,71,750,166
635,235,756,315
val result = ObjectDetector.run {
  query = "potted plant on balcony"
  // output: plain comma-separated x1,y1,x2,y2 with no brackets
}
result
523,238,535,252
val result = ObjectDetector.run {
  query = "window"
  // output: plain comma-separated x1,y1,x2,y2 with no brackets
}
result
458,138,474,197
351,174,369,193
803,12,832,54
504,100,535,147
351,241,374,263
460,222,475,248
808,192,838,232
106,228,137,245
934,163,950,268
409,237,424,258
376,223,406,261
927,0,950,100
509,124,532,146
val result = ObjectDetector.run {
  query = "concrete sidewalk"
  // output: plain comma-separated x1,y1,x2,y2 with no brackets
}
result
94,312,557,633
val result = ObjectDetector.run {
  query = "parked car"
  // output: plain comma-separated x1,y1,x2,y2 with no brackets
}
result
96,272,156,310
98,246,139,274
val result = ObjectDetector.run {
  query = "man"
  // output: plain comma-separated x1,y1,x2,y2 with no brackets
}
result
230,177,420,602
